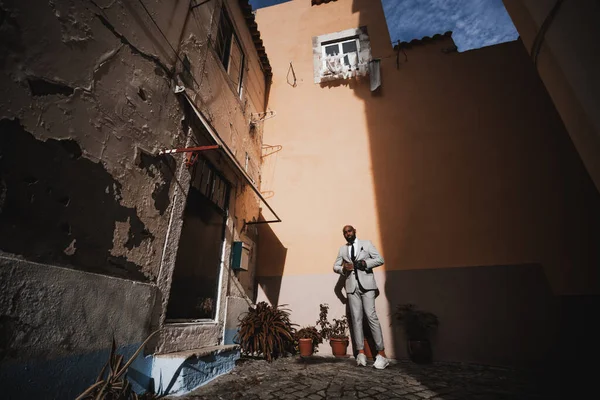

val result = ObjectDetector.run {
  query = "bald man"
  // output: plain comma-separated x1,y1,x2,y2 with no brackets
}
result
333,225,389,369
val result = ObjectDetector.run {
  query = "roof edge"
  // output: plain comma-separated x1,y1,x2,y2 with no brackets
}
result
238,0,273,81
394,31,454,50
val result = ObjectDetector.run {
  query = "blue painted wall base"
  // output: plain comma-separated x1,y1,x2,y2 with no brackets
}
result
152,347,241,396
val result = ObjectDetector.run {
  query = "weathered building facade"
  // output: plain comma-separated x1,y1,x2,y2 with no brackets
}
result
255,0,600,369
0,0,274,397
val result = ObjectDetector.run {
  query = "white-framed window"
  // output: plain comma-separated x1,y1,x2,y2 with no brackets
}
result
312,26,371,84
321,37,360,70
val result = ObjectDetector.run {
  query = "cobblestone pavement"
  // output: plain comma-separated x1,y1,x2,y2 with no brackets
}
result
182,356,550,400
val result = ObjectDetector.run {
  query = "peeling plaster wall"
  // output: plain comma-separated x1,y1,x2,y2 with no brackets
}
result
0,255,156,397
0,0,269,376
0,0,190,281
150,0,269,353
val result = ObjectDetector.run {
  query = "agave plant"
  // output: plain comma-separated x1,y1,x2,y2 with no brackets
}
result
76,331,160,400
235,302,296,362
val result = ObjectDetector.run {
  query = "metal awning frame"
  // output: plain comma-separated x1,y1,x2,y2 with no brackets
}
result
176,90,281,225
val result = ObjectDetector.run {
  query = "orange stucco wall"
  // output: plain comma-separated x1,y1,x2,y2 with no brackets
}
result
253,0,600,365
256,0,600,293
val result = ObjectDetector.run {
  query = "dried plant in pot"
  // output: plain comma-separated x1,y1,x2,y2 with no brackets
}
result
294,326,323,357
235,301,297,362
395,303,439,364
76,331,160,400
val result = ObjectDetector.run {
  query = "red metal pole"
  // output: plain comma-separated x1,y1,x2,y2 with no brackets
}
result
158,145,220,155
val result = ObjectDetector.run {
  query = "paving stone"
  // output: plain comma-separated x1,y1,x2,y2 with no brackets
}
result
181,356,549,399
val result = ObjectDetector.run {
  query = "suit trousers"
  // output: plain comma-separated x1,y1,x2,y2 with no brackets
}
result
348,284,384,351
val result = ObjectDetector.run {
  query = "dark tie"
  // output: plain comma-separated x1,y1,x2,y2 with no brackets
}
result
350,243,355,261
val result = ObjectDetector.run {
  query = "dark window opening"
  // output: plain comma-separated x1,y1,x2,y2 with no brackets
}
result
166,157,230,321
214,6,245,95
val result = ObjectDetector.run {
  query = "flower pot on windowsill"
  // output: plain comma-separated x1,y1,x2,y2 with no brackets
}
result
298,338,314,357
330,337,349,357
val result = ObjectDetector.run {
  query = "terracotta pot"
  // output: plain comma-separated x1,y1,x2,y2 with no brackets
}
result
363,338,375,361
407,340,433,364
298,338,314,357
330,337,349,357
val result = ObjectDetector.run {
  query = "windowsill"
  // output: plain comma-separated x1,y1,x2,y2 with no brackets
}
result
318,65,369,84
165,319,219,326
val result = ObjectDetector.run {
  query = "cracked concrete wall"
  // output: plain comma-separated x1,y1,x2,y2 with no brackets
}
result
0,0,192,281
0,255,157,397
176,0,266,194
0,0,269,371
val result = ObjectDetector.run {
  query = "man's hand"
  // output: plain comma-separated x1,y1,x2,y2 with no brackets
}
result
354,260,367,271
342,261,354,272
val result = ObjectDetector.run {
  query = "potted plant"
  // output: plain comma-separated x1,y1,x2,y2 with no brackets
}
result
394,303,439,364
235,302,297,362
329,315,350,357
294,326,322,357
316,303,350,357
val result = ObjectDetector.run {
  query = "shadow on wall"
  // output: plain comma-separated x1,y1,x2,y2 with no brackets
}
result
0,118,173,281
256,213,288,305
385,264,557,366
349,0,600,368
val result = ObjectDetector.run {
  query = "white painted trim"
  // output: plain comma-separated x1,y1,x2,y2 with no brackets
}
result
157,186,179,283
213,235,228,324
318,27,363,45
163,321,220,326
221,295,229,345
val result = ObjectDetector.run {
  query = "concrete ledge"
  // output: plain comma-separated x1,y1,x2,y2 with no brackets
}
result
154,322,222,354
152,345,240,396
155,344,240,359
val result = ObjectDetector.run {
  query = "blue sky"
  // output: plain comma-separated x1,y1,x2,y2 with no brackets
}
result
248,0,519,52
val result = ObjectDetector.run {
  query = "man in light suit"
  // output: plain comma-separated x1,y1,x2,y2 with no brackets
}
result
333,225,389,369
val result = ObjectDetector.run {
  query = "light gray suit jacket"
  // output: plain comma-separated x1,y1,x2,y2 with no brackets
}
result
333,239,384,294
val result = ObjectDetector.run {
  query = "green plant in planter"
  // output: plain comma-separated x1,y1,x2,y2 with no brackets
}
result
235,301,297,362
317,303,349,357
329,315,349,339
394,304,439,363
316,303,349,340
316,304,348,340
294,326,323,354
316,303,332,340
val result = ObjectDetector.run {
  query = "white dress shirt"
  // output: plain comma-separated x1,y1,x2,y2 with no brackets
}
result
347,239,358,260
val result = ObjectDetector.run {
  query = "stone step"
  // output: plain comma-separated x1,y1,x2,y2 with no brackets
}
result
151,344,240,396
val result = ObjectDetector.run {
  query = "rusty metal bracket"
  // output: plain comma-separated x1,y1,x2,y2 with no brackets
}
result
158,145,220,167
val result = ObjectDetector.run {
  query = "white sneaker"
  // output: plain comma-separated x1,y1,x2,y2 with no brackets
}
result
373,354,389,370
356,353,367,366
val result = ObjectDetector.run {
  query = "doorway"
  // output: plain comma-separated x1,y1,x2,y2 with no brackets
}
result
166,157,230,321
